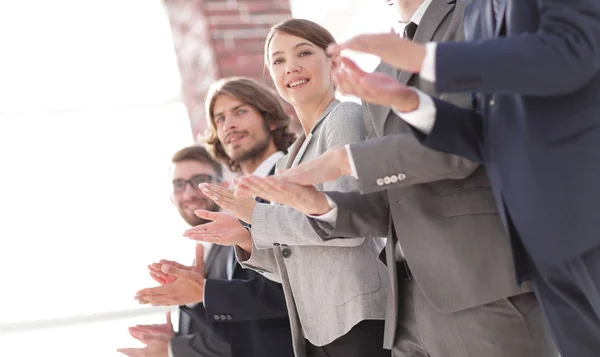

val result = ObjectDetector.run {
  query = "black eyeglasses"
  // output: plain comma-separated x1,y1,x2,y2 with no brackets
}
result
172,174,221,194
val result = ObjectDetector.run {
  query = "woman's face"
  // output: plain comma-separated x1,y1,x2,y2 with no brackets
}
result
267,31,337,107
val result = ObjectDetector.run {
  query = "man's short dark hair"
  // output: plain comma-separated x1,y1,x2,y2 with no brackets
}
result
171,145,223,177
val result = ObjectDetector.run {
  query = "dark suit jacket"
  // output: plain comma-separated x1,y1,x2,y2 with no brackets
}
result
179,165,294,357
174,244,231,357
418,0,600,275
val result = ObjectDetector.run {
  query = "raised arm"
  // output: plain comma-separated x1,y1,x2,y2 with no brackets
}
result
436,0,600,95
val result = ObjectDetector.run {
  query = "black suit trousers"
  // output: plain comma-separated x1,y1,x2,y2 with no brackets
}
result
305,320,389,357
531,245,600,357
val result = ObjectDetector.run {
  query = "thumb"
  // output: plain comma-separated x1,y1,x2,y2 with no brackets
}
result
166,311,172,329
194,244,205,272
194,209,218,221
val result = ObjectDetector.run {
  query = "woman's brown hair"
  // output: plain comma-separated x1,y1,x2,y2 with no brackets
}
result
264,18,337,66
203,77,296,173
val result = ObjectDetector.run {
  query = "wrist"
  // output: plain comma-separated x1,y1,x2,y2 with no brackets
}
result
237,229,253,253
335,146,351,176
308,193,334,216
412,43,426,73
392,89,420,113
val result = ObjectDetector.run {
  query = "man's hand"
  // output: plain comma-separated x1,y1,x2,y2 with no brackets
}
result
233,176,333,216
119,312,173,357
135,245,206,306
148,260,189,285
128,312,175,344
183,210,253,253
334,57,420,111
117,339,169,357
327,33,426,74
199,183,256,224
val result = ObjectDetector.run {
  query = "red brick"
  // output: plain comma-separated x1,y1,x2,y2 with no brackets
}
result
164,0,293,139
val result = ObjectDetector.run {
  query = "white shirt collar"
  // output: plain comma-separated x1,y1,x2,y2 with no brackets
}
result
393,0,434,35
252,151,285,178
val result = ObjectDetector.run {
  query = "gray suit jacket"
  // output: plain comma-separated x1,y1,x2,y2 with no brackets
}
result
237,100,388,356
312,0,530,349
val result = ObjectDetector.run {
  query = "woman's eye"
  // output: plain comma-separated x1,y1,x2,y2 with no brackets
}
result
299,50,312,57
273,58,283,65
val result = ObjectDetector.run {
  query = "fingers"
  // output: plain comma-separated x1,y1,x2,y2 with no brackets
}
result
165,311,172,329
193,209,218,222
161,264,195,281
200,183,246,208
117,348,141,357
326,35,367,55
135,286,169,305
339,57,364,74
149,271,167,285
188,234,227,245
156,259,188,270
233,176,273,201
194,244,205,271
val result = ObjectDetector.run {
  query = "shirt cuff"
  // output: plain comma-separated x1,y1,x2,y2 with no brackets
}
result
202,279,207,308
344,144,359,179
307,195,338,224
168,340,174,357
420,42,437,83
392,88,437,134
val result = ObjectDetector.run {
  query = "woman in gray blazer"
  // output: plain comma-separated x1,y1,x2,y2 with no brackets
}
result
187,19,389,357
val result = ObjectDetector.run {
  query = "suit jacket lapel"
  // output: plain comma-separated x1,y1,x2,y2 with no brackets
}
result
370,62,397,135
397,0,455,85
283,134,305,169
285,100,339,168
493,0,507,37
203,243,222,278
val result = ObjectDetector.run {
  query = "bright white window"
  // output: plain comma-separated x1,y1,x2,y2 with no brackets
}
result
0,1,197,356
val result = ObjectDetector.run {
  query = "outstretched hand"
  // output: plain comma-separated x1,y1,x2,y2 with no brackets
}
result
327,32,426,74
199,183,256,224
184,209,253,253
333,57,419,111
234,175,333,216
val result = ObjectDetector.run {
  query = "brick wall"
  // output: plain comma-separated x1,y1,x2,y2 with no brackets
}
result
163,0,295,141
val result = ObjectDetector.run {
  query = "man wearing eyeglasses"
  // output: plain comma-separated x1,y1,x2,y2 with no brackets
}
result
118,146,293,357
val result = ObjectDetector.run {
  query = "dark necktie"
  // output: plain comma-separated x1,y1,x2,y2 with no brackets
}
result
403,21,418,41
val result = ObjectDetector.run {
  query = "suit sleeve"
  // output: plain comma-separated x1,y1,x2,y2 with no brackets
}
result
170,334,231,357
436,0,600,95
350,91,481,194
308,190,390,240
251,102,368,248
203,272,289,322
413,97,486,164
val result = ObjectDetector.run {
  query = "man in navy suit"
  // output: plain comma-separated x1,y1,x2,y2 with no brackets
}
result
122,145,294,357
270,0,600,356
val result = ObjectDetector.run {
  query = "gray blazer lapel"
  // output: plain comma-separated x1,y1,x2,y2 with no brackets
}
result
283,134,305,170
286,100,340,168
369,62,397,136
398,0,455,85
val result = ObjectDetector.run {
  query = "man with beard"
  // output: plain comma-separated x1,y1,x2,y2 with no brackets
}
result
119,146,293,357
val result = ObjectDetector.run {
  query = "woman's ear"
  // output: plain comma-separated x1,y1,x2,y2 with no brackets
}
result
330,52,341,71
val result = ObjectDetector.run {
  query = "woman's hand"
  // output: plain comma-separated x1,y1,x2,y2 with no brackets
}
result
199,183,257,224
183,209,253,252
